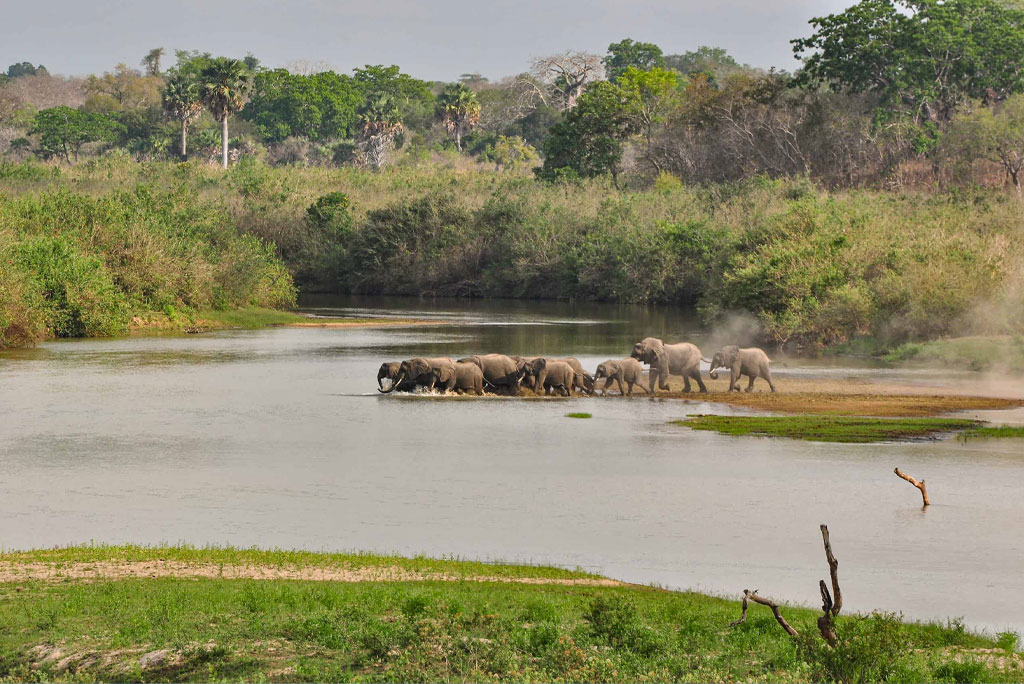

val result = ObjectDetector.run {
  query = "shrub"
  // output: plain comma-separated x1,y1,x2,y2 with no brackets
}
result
797,612,911,684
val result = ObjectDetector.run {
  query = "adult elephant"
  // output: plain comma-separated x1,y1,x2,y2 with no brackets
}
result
377,361,417,392
377,357,457,394
707,345,777,393
458,354,522,395
520,357,594,395
631,337,707,393
593,358,650,396
451,361,485,396
538,360,577,397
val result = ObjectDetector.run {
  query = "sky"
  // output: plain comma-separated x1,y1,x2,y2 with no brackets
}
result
2,0,854,80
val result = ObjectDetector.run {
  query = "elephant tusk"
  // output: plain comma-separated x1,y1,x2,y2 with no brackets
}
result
378,372,405,393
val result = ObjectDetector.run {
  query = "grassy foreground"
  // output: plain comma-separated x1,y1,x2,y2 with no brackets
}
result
674,415,981,443
0,546,1021,683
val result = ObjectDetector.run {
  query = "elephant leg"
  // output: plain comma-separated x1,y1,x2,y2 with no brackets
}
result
601,378,613,396
745,374,756,392
658,367,670,391
637,376,650,394
626,379,634,397
729,366,741,392
682,373,692,393
693,368,708,393
616,375,627,396
765,367,777,393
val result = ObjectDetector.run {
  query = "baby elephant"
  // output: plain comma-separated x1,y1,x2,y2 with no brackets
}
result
449,361,485,396
707,346,777,393
593,358,650,396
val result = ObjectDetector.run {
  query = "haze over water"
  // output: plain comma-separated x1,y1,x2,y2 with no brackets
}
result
2,296,1023,636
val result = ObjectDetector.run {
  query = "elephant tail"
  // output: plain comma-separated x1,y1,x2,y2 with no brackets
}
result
701,357,712,364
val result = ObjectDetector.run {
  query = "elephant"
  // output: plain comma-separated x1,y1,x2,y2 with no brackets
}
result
707,345,777,393
377,357,457,394
450,361,485,396
519,356,594,395
593,358,650,396
457,354,522,395
631,337,708,393
539,360,577,396
377,361,417,392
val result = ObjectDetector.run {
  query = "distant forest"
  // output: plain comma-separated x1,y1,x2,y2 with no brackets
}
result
3,0,1024,191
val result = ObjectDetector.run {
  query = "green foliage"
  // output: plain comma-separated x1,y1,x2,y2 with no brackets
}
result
199,57,252,122
793,0,1024,123
244,69,362,142
797,613,911,684
537,81,641,183
665,46,748,82
29,107,124,164
603,38,665,82
436,83,481,151
0,187,295,347
13,234,129,338
352,64,434,130
6,62,47,78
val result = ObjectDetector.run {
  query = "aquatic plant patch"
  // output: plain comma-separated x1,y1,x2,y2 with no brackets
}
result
673,415,981,443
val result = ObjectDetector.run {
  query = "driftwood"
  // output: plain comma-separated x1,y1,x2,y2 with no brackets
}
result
894,467,930,506
731,524,843,646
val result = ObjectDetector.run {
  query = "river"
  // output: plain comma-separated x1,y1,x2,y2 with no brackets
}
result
1,295,1022,636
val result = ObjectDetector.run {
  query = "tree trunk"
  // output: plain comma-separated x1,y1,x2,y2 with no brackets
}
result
455,127,462,153
181,119,188,160
221,116,229,169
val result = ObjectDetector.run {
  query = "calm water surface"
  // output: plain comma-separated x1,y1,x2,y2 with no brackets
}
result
2,295,1023,635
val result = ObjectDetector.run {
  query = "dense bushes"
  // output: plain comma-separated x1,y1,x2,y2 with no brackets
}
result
1,159,1022,350
0,185,295,347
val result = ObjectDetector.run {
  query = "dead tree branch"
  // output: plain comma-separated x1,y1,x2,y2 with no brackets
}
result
820,524,842,616
730,524,843,647
730,589,799,636
894,467,930,506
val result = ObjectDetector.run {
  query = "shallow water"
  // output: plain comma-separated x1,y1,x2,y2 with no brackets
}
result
2,295,1023,636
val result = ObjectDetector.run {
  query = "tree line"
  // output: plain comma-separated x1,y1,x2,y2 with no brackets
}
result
2,0,1024,191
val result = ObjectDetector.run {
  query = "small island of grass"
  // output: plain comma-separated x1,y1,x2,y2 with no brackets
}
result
673,415,981,443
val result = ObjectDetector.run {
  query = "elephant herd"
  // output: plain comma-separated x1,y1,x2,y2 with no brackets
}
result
376,337,777,397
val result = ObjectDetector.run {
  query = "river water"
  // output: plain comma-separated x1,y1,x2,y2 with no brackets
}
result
1,295,1022,636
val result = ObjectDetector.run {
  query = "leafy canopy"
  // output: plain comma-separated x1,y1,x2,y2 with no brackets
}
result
28,107,123,163
603,39,665,82
244,69,362,142
792,0,1024,122
199,57,253,121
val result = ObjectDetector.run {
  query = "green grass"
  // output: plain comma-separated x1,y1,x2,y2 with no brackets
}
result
673,415,981,443
565,412,592,419
0,546,1019,682
958,425,1024,441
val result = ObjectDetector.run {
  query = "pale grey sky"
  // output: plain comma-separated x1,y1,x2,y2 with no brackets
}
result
2,0,854,80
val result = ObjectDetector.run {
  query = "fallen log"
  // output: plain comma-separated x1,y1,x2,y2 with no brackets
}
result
894,467,930,506
729,589,799,636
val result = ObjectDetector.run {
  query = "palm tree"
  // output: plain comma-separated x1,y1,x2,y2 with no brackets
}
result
198,57,252,168
436,83,481,152
357,94,404,170
162,73,203,160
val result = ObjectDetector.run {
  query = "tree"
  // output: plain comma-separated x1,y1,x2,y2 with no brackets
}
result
29,106,123,164
664,46,749,82
603,39,665,82
615,67,683,158
356,94,403,170
943,96,1024,192
84,63,163,113
198,57,252,168
6,62,47,78
537,81,641,186
352,65,434,129
163,72,203,159
243,69,362,142
141,48,165,77
792,0,1024,124
436,83,481,152
526,52,604,110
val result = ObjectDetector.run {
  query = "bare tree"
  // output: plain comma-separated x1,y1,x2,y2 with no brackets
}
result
522,51,604,111
285,59,333,76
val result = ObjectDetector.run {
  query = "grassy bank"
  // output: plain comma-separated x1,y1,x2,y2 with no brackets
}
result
126,307,415,335
675,415,981,443
2,159,1023,352
0,546,1020,682
885,336,1024,373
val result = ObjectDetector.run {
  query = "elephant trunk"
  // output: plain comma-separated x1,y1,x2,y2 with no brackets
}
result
709,369,719,380
378,372,405,393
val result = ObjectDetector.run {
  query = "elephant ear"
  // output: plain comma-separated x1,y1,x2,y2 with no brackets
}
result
438,365,454,383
